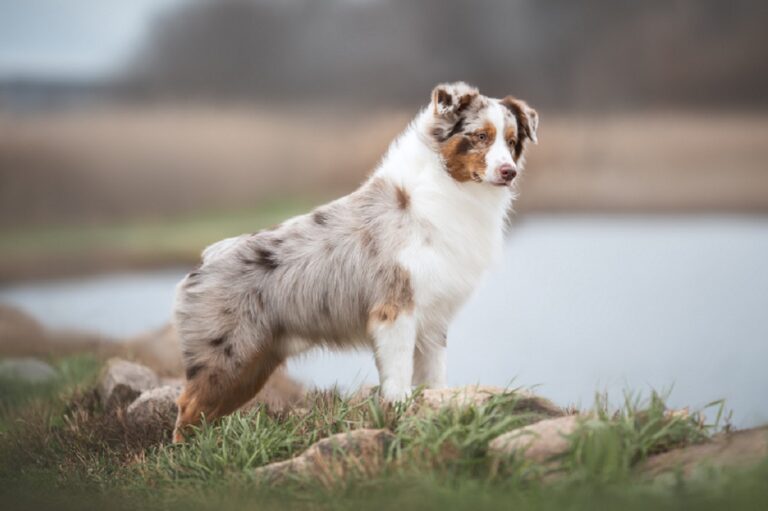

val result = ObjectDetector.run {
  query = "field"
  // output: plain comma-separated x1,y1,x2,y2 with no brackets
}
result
2,106,768,281
0,200,316,282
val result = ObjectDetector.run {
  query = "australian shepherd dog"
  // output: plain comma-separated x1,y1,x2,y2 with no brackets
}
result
173,82,539,441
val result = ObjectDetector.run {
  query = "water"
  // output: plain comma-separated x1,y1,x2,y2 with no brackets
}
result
2,215,767,426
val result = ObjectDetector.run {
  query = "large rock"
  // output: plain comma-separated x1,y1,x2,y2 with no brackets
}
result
126,323,306,410
253,429,395,485
0,357,57,383
640,426,768,478
242,367,307,413
124,371,302,432
346,384,378,405
127,384,182,432
0,305,47,347
123,323,184,376
0,307,183,376
99,358,159,407
414,385,563,417
488,414,581,463
0,304,113,359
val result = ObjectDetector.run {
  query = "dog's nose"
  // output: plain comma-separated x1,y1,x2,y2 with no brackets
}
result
498,163,517,182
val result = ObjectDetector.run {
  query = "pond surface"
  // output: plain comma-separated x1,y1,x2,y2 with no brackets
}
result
2,215,767,426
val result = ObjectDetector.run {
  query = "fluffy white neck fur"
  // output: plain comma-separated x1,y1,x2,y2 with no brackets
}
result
375,108,512,264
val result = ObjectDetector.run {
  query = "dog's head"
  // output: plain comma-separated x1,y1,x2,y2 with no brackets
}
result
428,82,538,187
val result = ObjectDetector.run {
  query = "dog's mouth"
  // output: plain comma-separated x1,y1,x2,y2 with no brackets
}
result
488,170,518,187
490,177,515,187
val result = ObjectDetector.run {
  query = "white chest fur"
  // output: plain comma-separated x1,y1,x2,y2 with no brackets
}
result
375,113,513,330
400,181,509,318
379,146,512,323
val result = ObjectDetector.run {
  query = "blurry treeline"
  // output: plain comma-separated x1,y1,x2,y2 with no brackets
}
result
126,0,768,110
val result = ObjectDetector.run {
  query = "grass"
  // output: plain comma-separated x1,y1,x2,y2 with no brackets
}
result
0,199,322,281
0,355,101,431
1,356,766,511
0,199,318,259
562,391,722,484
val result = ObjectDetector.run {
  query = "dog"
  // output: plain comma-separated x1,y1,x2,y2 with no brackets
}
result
172,82,538,441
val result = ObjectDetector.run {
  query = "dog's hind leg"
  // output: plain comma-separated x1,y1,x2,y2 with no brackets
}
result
173,343,283,442
172,265,286,442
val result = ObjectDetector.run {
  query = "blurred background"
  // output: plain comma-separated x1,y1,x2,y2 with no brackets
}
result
1,0,767,425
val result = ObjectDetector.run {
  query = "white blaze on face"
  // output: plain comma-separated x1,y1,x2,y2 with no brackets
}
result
482,102,515,184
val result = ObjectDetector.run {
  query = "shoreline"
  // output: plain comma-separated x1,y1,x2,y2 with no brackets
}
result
2,210,768,284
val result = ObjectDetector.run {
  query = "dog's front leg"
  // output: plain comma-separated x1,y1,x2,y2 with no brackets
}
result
371,312,417,402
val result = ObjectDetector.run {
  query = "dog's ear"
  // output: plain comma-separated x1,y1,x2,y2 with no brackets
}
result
501,96,539,144
431,82,480,119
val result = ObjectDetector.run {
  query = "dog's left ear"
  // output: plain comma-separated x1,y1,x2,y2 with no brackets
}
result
431,82,480,119
501,96,539,144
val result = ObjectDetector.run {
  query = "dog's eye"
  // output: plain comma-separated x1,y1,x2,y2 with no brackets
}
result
477,133,488,142
508,139,516,147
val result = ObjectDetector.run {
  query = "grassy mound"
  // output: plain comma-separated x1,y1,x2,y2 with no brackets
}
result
1,356,766,511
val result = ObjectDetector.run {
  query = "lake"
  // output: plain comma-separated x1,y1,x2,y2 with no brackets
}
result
2,214,767,427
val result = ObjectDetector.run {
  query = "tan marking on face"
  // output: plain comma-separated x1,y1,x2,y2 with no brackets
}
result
504,126,518,153
439,121,496,183
500,96,538,159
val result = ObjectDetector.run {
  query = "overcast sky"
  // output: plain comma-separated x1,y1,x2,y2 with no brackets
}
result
0,0,186,79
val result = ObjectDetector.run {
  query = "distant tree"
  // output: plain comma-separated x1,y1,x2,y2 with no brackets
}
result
126,0,768,109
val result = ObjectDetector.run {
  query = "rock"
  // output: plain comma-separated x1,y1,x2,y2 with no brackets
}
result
418,385,504,409
415,385,563,417
0,357,57,383
241,367,307,413
640,426,768,478
123,323,184,377
127,323,306,410
253,429,395,485
0,305,47,346
99,358,159,407
127,385,182,432
488,414,581,463
346,384,378,405
161,377,184,388
0,304,118,360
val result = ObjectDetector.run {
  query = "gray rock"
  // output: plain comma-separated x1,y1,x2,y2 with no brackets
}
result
414,385,564,417
0,305,47,346
127,385,181,432
0,357,57,383
488,414,581,463
640,426,768,479
160,377,184,388
253,429,395,485
99,357,159,407
123,323,184,377
240,367,307,413
347,384,378,401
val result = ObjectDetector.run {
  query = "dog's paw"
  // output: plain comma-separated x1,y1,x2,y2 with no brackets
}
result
379,381,412,403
